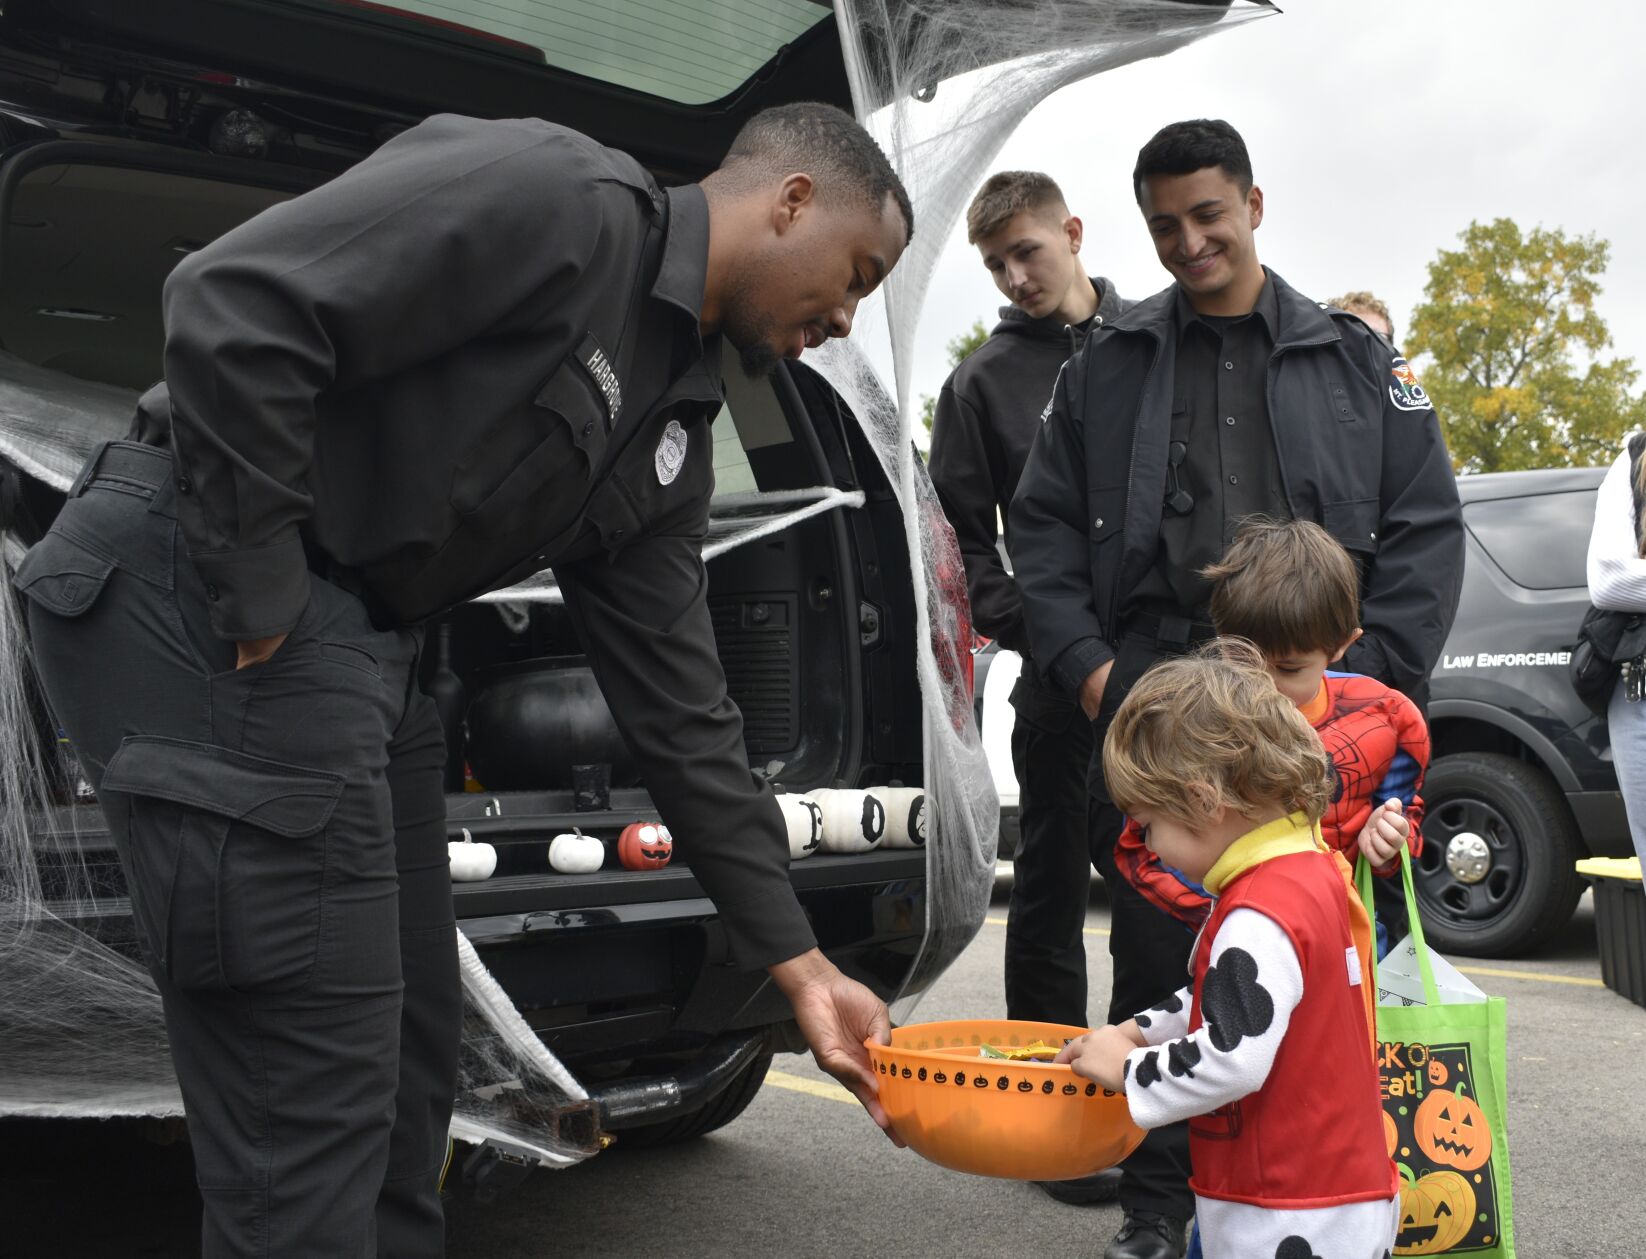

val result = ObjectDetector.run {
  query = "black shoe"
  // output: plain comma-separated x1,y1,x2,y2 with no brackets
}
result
1032,1167,1122,1205
1102,1211,1187,1259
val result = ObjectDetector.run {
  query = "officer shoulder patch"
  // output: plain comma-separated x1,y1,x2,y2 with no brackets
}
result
655,419,688,485
1388,356,1433,413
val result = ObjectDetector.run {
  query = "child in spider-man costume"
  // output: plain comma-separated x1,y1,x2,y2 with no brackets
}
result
1114,519,1429,955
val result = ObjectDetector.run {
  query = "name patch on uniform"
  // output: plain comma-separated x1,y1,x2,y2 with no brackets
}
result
575,331,622,424
655,419,688,485
1388,356,1432,413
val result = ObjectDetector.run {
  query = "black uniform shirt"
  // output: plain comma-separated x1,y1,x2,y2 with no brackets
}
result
1128,276,1288,618
145,114,813,968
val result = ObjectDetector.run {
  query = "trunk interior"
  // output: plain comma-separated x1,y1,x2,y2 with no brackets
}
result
3,136,922,930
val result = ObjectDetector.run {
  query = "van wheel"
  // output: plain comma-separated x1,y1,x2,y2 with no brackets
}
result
1413,752,1583,957
610,1049,773,1149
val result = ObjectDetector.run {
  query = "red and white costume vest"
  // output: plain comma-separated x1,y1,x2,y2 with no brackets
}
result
1187,832,1394,1207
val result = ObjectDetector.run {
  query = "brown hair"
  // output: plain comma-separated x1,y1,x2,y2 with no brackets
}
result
965,170,1068,244
1327,290,1395,344
1103,639,1334,827
1202,518,1361,659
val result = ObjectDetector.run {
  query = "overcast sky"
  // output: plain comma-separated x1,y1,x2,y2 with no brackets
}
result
881,0,1646,448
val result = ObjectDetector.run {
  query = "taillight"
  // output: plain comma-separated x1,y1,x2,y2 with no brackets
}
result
924,501,975,728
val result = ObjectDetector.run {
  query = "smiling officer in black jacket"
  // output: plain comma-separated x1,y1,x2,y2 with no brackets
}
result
929,172,1130,1210
16,105,911,1258
1011,121,1463,1259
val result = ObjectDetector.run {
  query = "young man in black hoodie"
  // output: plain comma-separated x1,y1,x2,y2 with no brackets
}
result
928,171,1128,1206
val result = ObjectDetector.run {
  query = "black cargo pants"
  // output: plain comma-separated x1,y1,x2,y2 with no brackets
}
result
1003,666,1096,1026
14,442,460,1257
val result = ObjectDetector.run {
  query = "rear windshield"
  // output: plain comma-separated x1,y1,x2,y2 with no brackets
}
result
1464,489,1597,590
346,0,830,104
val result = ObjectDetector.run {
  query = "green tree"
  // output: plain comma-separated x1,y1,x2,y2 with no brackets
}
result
1407,217,1646,473
919,319,990,438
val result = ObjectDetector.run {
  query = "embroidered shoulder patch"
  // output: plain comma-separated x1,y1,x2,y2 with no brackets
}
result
1388,356,1433,413
655,419,688,485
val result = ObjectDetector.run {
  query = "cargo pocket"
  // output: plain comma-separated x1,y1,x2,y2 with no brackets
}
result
1321,497,1381,558
1008,668,1078,734
11,529,116,617
100,735,345,993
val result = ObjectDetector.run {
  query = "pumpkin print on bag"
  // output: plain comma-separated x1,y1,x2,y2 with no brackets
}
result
1413,1082,1491,1171
1382,1110,1398,1159
1395,1166,1475,1255
1379,1041,1503,1255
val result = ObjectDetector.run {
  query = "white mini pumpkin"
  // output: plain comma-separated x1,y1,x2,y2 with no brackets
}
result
876,788,926,849
447,829,498,881
777,794,823,859
549,828,604,874
810,789,885,853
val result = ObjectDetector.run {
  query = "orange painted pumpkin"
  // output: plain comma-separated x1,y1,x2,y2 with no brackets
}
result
1413,1083,1491,1171
1382,1110,1398,1158
618,822,673,871
1427,1059,1448,1086
1395,1165,1475,1254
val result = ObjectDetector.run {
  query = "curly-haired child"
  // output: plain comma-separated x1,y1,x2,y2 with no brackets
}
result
1058,642,1398,1259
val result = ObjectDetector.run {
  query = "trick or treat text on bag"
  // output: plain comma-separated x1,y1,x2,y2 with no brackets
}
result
1380,1039,1501,1255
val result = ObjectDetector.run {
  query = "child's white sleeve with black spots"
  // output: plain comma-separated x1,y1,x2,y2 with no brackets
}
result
1132,986,1193,1045
1122,908,1303,1130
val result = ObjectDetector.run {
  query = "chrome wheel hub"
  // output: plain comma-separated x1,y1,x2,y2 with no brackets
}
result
1445,832,1491,884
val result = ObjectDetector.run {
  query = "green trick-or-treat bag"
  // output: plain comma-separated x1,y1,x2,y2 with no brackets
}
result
1358,849,1515,1257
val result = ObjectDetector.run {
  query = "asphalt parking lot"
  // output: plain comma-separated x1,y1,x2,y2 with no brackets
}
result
4,869,1643,1258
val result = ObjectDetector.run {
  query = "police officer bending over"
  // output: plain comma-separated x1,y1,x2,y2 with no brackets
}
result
16,103,911,1257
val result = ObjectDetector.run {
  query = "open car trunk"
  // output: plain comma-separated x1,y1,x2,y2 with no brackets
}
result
0,0,1259,1160
0,132,927,1075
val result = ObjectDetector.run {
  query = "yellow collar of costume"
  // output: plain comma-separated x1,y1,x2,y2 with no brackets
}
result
1202,812,1321,895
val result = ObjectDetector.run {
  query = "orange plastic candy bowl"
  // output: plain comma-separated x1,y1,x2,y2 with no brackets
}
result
866,1020,1145,1181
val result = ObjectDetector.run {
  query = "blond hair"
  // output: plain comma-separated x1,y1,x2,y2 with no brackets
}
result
1103,639,1333,828
1202,518,1361,658
965,170,1068,244
1327,290,1395,343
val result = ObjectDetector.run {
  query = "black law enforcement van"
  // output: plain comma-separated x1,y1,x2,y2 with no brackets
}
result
0,0,948,1182
1422,465,1627,957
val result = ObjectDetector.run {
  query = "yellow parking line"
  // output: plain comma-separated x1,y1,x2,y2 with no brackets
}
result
983,915,1109,938
766,1069,857,1105
1454,965,1604,989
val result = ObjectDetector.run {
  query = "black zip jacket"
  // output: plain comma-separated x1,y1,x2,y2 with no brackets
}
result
928,277,1128,657
1009,270,1464,709
137,114,814,968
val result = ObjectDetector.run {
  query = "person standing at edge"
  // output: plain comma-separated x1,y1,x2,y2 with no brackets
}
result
1010,119,1463,1259
928,170,1129,1206
1325,290,1396,348
15,104,912,1258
